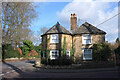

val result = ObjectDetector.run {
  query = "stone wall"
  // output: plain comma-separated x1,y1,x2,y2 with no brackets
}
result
61,34,72,50
92,34,105,44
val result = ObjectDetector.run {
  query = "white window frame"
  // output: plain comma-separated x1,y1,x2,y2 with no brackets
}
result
82,49,92,60
82,34,92,44
50,34,59,43
50,50,59,60
66,50,70,58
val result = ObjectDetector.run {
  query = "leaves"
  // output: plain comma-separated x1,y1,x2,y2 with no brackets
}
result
93,43,111,61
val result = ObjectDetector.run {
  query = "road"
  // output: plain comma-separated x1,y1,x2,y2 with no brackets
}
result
0,60,120,78
0,59,37,78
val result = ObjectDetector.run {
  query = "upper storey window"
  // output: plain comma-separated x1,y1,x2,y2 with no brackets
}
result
50,34,59,43
82,34,92,44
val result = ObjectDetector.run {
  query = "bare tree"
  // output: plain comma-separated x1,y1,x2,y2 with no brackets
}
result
40,27,49,34
2,2,37,46
34,27,49,45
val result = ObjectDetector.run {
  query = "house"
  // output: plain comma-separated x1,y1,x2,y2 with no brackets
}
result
41,13,106,62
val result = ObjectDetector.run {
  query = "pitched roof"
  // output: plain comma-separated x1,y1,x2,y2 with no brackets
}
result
72,22,106,34
42,22,71,35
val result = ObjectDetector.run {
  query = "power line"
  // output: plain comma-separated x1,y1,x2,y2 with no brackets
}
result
96,12,120,27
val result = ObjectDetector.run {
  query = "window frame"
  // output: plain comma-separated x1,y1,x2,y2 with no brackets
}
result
50,34,59,43
82,49,92,60
50,50,59,60
82,34,92,44
66,50,70,58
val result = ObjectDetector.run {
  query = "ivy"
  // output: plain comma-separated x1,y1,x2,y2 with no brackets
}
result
61,37,67,56
70,38,76,62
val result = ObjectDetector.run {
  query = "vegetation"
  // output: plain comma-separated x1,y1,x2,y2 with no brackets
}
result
61,37,67,56
70,38,76,63
2,44,20,60
116,37,120,44
2,2,37,46
114,45,120,65
93,43,111,61
34,44,41,58
2,2,39,60
41,56,72,66
21,40,41,58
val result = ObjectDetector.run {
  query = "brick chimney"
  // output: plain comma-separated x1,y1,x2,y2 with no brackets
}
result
71,13,77,31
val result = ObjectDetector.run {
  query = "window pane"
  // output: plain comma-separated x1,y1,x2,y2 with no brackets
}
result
50,50,59,59
82,34,92,44
84,54,92,58
83,49,92,60
84,49,91,54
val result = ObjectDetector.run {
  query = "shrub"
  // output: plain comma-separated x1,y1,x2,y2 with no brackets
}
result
48,56,72,66
2,44,20,59
114,45,120,65
41,58,47,64
93,43,111,61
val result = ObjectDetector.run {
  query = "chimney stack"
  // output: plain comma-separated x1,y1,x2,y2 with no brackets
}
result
71,13,77,31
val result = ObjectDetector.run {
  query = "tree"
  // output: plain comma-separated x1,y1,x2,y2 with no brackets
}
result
116,37,120,47
22,40,34,56
93,43,111,61
40,27,49,34
33,27,49,46
114,45,120,65
116,38,119,43
2,2,37,46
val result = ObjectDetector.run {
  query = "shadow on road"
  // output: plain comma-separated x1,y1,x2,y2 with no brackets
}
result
2,61,25,78
25,60,35,64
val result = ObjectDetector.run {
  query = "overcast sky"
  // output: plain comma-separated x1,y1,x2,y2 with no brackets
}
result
30,0,119,44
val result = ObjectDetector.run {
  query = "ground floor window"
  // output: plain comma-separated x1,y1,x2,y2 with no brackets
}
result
50,50,59,60
66,50,70,58
82,49,92,60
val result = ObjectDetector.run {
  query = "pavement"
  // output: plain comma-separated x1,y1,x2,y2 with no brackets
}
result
0,59,120,78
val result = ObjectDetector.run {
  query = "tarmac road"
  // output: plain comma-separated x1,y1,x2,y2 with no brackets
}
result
0,60,120,78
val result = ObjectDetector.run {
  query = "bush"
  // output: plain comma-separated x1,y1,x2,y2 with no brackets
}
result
2,44,20,59
114,45,120,65
41,58,47,64
34,45,41,58
93,43,111,61
41,56,73,66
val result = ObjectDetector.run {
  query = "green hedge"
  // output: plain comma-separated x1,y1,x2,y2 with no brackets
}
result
41,56,73,66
